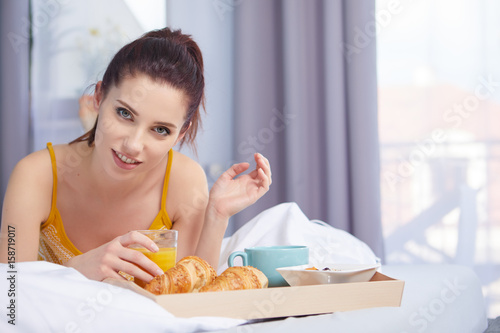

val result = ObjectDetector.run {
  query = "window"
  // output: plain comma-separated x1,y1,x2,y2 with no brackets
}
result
377,0,500,317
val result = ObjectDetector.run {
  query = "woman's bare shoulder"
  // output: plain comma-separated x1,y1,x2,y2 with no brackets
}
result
170,150,207,184
168,150,208,202
14,146,53,179
11,143,85,190
3,146,55,226
167,151,209,224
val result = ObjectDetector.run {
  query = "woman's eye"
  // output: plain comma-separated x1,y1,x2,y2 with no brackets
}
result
117,108,132,119
154,127,170,136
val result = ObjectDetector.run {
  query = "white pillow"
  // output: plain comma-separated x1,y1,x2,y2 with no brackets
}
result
218,202,379,273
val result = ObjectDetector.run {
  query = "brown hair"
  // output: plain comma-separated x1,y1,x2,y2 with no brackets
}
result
71,27,205,149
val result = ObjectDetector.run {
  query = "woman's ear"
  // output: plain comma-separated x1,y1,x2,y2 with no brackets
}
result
174,121,192,145
94,81,103,110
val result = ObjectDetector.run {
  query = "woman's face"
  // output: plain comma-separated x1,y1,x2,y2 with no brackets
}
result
94,73,188,180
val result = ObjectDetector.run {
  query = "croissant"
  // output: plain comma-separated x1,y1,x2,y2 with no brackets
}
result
199,266,268,292
144,256,217,295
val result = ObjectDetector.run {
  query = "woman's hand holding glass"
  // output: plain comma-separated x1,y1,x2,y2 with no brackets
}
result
64,231,164,282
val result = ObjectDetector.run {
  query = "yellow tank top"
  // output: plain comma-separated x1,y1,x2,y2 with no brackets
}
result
38,142,173,264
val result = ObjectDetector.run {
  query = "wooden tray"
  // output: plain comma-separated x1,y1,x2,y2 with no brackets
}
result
105,271,404,320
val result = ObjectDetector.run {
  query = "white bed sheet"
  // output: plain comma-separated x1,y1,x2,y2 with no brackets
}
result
0,261,244,332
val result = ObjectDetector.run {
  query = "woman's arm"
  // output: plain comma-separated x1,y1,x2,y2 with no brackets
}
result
168,152,271,269
0,152,53,263
195,153,272,267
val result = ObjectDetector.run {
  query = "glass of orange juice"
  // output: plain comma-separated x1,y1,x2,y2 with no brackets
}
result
129,230,177,273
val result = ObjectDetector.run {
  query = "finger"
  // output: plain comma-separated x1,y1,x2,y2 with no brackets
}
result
223,162,250,180
119,248,163,279
255,152,271,170
257,167,270,191
255,154,272,185
117,260,158,283
119,231,159,252
255,153,271,174
107,270,130,281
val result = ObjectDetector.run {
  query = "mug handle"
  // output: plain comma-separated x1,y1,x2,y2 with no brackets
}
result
228,251,248,267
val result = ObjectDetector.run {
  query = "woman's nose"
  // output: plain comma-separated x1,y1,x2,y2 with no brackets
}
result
123,130,144,155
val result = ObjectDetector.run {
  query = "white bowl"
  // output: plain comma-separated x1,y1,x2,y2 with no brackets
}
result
276,263,381,286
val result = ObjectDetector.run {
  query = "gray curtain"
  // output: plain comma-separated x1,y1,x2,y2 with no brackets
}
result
230,0,384,259
0,0,31,222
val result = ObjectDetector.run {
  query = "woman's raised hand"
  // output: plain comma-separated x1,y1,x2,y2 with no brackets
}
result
64,231,164,282
208,153,272,220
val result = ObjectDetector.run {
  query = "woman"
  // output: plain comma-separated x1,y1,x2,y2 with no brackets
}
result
0,28,271,284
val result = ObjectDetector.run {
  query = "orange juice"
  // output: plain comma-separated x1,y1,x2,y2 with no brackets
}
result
134,247,177,272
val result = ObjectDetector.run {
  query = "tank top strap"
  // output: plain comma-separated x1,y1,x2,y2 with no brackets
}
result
46,143,58,212
160,149,174,211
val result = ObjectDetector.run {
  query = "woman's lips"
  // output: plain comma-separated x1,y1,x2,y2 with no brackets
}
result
112,149,142,170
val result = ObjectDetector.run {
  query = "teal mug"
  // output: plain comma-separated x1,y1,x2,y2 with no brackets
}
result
228,245,309,287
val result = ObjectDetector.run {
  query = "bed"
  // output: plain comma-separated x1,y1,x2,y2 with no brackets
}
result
0,203,490,332
0,262,488,332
